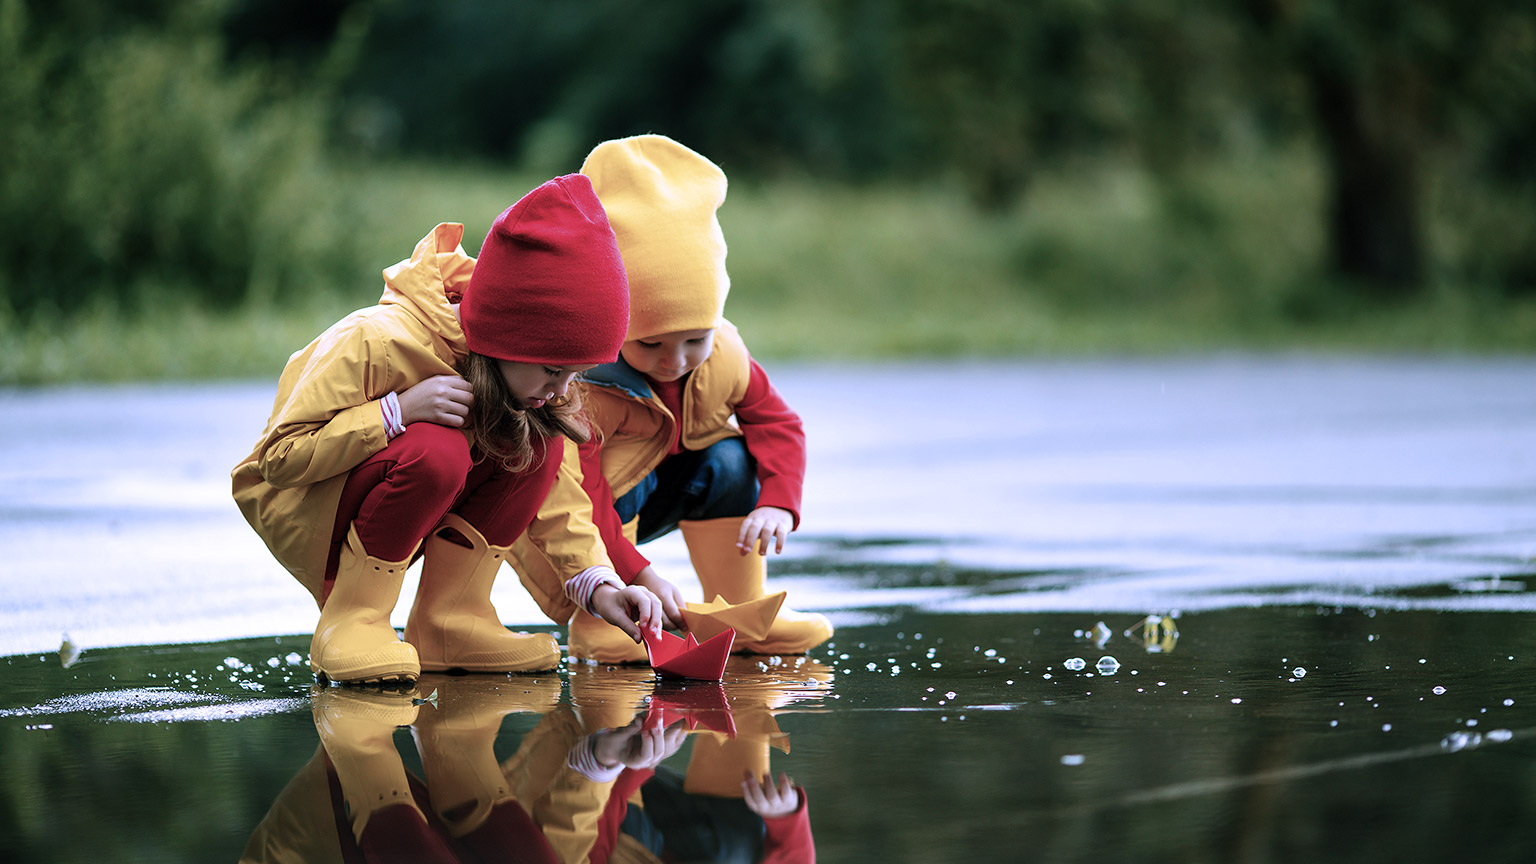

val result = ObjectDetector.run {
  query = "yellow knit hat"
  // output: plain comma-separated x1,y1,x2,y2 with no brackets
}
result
580,135,729,342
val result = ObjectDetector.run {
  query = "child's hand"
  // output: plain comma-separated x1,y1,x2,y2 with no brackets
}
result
591,715,687,770
398,374,473,427
737,506,793,556
591,583,663,642
741,771,802,818
632,567,687,629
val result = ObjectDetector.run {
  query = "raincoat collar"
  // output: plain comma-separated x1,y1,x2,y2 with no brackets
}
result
584,356,655,400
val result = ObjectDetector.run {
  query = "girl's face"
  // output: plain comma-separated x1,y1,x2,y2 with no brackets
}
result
496,361,596,409
620,328,716,383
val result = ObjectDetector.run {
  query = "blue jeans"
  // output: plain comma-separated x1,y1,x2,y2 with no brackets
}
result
613,437,759,544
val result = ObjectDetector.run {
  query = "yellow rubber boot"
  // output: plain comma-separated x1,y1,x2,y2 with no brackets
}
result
410,674,561,837
310,524,421,685
682,720,776,799
567,607,649,665
679,517,833,655
310,684,426,843
406,513,560,673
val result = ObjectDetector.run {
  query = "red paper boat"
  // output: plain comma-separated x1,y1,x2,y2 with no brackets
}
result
644,682,737,736
642,626,736,681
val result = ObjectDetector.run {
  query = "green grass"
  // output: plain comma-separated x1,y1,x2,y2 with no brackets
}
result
2,156,1533,386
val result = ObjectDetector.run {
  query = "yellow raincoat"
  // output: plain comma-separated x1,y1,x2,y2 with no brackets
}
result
231,223,612,608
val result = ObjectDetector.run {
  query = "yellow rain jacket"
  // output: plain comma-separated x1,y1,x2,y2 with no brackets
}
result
231,223,612,608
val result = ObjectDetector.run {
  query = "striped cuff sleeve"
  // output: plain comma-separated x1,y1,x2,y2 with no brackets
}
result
565,566,624,616
568,736,625,783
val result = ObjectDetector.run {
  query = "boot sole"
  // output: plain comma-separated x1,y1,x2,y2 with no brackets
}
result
314,669,420,687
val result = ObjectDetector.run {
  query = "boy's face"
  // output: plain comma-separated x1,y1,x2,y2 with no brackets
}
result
497,360,597,409
621,328,716,383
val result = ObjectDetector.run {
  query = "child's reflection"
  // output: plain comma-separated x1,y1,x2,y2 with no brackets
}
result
241,660,829,863
514,663,826,863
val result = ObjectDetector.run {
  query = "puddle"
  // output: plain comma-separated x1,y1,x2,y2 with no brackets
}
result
3,603,1535,862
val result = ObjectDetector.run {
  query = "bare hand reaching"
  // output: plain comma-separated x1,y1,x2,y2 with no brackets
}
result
591,583,663,642
632,566,687,629
737,506,793,556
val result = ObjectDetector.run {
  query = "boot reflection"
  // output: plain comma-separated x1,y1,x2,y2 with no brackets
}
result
411,674,562,861
511,659,831,863
241,679,560,864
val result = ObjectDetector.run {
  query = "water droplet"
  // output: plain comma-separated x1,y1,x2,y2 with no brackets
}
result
1061,754,1085,766
1064,658,1087,672
1504,698,1515,707
1381,723,1392,731
1486,729,1513,743
1231,698,1242,705
1441,731,1480,752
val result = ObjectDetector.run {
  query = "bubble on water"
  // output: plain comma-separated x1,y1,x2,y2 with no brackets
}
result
866,663,877,671
266,657,281,668
223,657,241,668
1042,673,1052,680
1441,731,1481,752
945,691,957,700
1432,686,1447,695
285,653,304,666
984,649,997,658
1292,667,1307,678
1095,656,1121,675
1486,729,1514,743
1418,658,1427,664
1330,720,1339,727
1064,658,1087,672
1231,698,1243,705
1381,723,1392,731
1060,754,1085,766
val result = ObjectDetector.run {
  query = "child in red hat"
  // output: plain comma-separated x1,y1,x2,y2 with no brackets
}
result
233,174,663,685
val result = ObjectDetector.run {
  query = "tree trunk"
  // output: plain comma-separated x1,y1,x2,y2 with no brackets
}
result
1297,38,1426,295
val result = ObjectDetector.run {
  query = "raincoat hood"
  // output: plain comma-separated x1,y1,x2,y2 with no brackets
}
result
378,222,475,362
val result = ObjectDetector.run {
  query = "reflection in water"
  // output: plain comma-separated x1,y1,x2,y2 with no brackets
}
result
1127,614,1180,654
241,660,833,863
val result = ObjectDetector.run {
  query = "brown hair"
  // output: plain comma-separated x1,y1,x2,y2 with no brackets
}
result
460,352,592,473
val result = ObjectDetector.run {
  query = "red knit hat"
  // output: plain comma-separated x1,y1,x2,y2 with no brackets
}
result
461,174,630,365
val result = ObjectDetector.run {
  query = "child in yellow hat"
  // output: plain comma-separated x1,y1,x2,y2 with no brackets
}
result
512,135,833,663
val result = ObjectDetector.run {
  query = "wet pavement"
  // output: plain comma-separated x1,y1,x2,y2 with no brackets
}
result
3,356,1536,862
